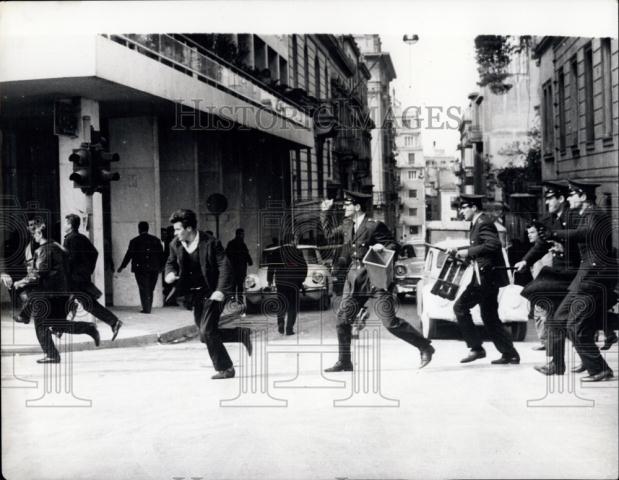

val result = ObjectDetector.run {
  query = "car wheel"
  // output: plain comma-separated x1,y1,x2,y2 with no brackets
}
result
510,322,527,342
422,318,439,339
319,292,331,310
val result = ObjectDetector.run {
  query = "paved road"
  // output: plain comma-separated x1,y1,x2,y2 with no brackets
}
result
2,299,618,480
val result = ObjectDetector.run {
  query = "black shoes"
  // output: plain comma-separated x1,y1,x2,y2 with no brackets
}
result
571,363,587,373
491,352,520,365
241,329,253,356
419,345,435,369
534,363,565,376
37,356,60,364
13,314,30,324
601,333,618,351
324,361,353,372
211,367,235,380
277,322,285,335
285,330,295,336
460,349,486,363
111,320,123,342
581,369,614,382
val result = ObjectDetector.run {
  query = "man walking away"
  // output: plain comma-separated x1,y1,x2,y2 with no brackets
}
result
225,228,253,303
118,221,164,314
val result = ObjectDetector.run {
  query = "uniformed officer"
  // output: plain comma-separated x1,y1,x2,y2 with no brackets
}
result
540,180,616,382
449,195,520,365
515,180,580,357
320,190,434,372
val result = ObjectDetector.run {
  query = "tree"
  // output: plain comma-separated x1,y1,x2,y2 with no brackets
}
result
475,36,531,94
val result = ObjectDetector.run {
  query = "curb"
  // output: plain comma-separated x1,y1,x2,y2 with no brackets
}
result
1,312,242,356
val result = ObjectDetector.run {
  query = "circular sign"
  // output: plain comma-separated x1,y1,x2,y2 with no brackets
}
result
206,193,228,215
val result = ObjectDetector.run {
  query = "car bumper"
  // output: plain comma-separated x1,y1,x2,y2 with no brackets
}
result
246,286,327,305
395,278,420,294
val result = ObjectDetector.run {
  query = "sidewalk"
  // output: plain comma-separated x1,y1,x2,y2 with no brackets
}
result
0,303,242,356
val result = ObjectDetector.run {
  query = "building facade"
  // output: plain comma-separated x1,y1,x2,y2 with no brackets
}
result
354,35,398,231
534,36,619,247
0,32,373,307
393,97,425,243
425,144,460,224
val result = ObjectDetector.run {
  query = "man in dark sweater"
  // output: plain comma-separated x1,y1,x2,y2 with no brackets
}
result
164,209,252,379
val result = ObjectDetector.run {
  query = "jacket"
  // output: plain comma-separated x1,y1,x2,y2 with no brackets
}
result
20,241,69,293
164,231,233,296
552,204,617,292
119,233,164,273
63,230,99,289
466,213,509,287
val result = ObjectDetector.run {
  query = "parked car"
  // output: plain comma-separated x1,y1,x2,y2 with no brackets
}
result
416,239,529,341
244,244,332,311
394,243,425,300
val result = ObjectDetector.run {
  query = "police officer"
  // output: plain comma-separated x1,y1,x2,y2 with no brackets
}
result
515,181,580,358
320,190,434,372
540,180,616,382
450,195,520,365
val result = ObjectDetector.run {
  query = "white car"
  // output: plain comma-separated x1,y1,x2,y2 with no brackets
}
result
394,243,425,300
244,244,332,311
416,239,529,340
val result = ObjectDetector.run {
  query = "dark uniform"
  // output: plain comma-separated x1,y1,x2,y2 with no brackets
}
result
453,195,519,364
520,182,580,350
321,191,433,372
546,181,617,381
119,231,164,313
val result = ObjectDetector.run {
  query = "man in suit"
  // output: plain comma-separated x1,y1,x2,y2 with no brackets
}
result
540,180,617,382
63,214,122,341
118,221,164,314
225,228,253,303
267,238,308,335
164,209,252,380
449,195,520,365
515,181,580,354
320,190,434,372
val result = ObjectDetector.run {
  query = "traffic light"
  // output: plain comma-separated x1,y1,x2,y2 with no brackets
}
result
91,145,120,192
69,143,93,193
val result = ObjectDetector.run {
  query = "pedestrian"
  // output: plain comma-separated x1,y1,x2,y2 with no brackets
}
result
449,194,520,365
164,209,252,380
267,236,308,335
225,228,253,303
539,180,617,381
515,181,580,359
63,214,123,340
320,191,434,372
1,223,100,363
10,216,42,323
117,221,164,314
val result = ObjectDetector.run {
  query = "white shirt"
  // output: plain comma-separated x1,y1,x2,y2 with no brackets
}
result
181,232,200,254
354,213,366,233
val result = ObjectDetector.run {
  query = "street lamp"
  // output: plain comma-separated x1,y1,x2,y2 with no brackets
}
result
402,35,419,89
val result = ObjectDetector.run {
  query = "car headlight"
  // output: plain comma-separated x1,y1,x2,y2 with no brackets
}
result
312,271,325,285
244,275,257,289
395,265,407,276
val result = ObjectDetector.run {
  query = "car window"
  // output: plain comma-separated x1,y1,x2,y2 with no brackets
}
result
436,251,448,270
302,249,318,264
426,251,434,272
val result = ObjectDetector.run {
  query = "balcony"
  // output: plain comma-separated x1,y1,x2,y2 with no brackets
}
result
334,129,370,161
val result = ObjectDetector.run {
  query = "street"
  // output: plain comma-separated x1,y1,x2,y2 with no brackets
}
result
2,300,617,480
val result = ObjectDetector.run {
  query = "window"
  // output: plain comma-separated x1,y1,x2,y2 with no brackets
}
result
314,56,321,99
292,35,298,88
407,170,417,180
304,42,309,92
601,38,613,137
306,148,312,196
404,135,412,146
584,44,594,142
408,208,418,216
542,81,554,155
409,226,419,235
294,150,301,197
569,56,579,147
324,65,329,99
408,153,415,165
408,189,417,198
558,68,566,151
317,145,324,197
